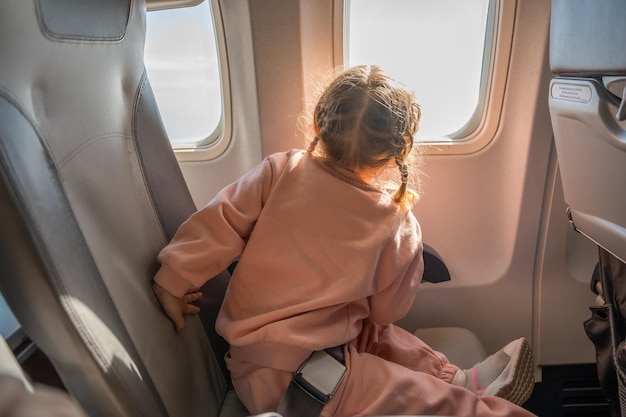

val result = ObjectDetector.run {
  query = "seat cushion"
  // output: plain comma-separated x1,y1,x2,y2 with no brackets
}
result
414,327,487,369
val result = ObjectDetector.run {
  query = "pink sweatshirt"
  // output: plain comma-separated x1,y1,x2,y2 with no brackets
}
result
154,149,424,371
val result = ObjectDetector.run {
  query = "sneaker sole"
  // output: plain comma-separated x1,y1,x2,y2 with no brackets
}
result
483,337,534,405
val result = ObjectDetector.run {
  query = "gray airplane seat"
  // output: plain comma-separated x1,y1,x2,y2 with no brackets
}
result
0,335,90,416
549,1,626,415
549,0,626,263
0,1,477,417
0,0,251,416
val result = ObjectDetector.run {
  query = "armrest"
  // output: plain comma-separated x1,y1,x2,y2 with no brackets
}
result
422,244,451,284
0,336,31,392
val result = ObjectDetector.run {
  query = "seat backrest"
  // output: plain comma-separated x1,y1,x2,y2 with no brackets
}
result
548,0,626,263
0,1,232,416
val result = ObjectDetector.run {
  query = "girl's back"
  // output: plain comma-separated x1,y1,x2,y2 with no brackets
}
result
217,149,423,354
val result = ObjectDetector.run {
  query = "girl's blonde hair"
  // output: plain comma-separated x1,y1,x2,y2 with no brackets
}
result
307,65,421,207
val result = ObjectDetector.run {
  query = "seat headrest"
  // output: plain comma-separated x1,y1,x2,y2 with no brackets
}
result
550,0,626,76
37,0,131,41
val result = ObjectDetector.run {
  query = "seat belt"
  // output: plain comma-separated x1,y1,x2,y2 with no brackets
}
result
277,346,347,417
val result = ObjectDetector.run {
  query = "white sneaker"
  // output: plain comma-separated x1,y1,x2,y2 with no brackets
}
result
453,337,534,405
482,337,534,405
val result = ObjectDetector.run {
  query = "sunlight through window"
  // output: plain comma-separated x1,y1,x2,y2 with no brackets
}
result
346,0,493,141
145,1,222,149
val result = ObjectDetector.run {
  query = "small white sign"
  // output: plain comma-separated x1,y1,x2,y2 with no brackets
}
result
551,83,592,103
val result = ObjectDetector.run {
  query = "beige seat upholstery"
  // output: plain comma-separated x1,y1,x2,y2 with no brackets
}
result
0,0,246,416
0,337,32,393
0,1,482,416
549,0,626,263
549,2,626,415
0,336,90,417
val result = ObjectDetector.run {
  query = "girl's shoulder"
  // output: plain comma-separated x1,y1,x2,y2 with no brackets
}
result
265,148,308,171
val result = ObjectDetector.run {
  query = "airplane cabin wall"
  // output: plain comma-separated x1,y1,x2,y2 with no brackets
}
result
399,0,597,366
175,0,598,367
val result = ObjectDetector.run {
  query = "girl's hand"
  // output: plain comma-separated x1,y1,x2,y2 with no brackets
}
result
152,282,202,334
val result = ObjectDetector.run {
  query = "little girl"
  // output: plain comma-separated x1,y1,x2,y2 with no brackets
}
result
152,65,537,417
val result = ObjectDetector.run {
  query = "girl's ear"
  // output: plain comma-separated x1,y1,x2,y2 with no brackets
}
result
313,124,319,135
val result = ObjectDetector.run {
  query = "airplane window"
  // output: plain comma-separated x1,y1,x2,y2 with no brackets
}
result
345,0,494,142
144,1,223,149
0,292,23,350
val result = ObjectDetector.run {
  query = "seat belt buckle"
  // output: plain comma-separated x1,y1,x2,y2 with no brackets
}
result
293,349,347,404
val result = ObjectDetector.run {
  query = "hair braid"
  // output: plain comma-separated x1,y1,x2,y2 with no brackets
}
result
307,136,320,153
392,157,410,204
307,65,421,207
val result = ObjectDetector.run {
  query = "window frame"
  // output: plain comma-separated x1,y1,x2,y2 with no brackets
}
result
146,0,232,162
335,0,516,155
147,0,203,11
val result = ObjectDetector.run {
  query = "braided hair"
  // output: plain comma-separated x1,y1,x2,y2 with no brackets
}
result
308,65,421,207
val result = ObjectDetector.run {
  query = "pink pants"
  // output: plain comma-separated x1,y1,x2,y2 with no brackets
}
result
228,321,537,417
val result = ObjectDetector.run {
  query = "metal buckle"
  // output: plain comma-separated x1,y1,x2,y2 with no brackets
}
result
293,349,347,403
